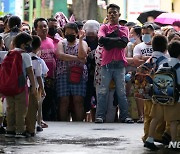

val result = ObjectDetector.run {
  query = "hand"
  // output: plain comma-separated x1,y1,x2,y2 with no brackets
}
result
77,56,86,64
79,30,86,40
41,89,46,98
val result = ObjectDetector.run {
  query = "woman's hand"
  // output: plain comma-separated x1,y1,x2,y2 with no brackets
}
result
79,30,86,40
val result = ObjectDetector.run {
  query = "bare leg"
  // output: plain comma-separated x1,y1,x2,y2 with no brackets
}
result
59,96,70,121
170,121,178,142
73,96,84,121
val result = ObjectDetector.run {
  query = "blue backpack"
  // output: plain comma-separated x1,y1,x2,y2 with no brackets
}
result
152,63,180,105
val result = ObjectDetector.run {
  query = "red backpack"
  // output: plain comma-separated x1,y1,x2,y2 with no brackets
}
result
0,50,26,96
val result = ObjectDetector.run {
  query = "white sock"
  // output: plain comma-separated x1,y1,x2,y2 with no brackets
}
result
146,137,154,143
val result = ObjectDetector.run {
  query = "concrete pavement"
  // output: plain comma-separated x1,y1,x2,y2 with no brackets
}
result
0,122,179,154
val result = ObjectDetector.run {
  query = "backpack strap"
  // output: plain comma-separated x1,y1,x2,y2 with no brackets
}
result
173,63,180,70
31,56,39,60
156,56,166,66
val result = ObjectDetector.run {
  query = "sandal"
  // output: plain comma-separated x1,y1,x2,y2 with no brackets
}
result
121,117,134,123
41,121,48,128
137,116,144,123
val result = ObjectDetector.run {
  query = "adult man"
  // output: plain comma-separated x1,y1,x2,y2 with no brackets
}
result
95,4,133,123
34,18,57,121
47,18,62,50
133,23,155,66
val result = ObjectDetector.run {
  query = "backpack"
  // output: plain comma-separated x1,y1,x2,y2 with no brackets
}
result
152,63,180,105
0,50,26,96
134,56,166,99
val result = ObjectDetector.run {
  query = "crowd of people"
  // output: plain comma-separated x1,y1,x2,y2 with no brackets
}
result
0,3,180,151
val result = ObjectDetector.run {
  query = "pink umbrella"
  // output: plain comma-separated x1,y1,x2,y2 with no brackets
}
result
154,12,180,25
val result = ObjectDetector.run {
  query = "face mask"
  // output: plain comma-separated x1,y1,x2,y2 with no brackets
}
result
48,27,57,36
142,34,151,44
129,37,136,43
65,34,76,42
25,44,32,53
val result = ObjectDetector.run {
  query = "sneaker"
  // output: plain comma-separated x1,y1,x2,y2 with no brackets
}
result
0,126,6,134
36,126,43,132
5,131,16,137
95,117,104,123
15,132,31,138
162,132,171,145
121,117,134,123
144,141,159,151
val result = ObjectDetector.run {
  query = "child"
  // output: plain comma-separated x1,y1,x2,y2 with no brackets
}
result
26,35,46,136
4,32,36,138
139,35,169,143
144,40,180,150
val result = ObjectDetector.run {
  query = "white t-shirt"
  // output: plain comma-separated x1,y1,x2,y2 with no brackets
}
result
29,52,42,88
133,42,153,57
13,48,32,76
39,58,49,76
0,51,8,64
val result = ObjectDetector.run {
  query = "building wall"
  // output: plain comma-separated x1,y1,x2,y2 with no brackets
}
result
160,0,172,13
173,0,180,13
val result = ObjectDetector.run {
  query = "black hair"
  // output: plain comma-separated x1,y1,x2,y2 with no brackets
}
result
74,21,83,30
125,22,136,27
107,4,120,12
142,23,154,31
0,17,3,21
3,14,12,24
47,18,57,23
34,18,48,29
22,22,31,30
132,25,142,37
152,35,168,53
168,40,180,58
8,16,21,32
172,21,180,27
64,22,79,34
32,35,41,51
13,32,32,48
168,32,180,42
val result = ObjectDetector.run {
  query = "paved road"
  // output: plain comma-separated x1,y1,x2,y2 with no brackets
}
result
0,122,179,154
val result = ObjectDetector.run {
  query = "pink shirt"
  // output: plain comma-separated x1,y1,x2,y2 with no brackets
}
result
98,24,129,66
40,37,56,78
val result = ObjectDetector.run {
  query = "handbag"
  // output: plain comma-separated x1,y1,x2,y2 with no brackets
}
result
69,65,83,84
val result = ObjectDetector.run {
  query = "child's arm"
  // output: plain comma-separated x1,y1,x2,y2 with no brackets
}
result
37,76,46,97
26,66,36,95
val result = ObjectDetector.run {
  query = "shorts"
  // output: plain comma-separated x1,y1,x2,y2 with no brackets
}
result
56,74,86,97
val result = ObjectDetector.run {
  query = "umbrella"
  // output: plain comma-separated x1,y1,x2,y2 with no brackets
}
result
154,12,180,25
137,10,166,24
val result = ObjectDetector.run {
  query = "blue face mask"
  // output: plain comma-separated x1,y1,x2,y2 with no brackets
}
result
129,37,136,43
142,34,151,44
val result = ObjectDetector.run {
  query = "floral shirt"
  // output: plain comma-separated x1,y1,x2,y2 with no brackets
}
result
56,39,88,81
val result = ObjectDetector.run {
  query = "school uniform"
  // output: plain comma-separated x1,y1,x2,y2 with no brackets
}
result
26,52,42,134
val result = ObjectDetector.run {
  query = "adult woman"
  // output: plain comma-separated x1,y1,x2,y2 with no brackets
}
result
56,23,88,121
125,25,144,123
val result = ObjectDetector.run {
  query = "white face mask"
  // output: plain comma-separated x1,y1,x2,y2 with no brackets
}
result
142,34,151,44
129,37,136,43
